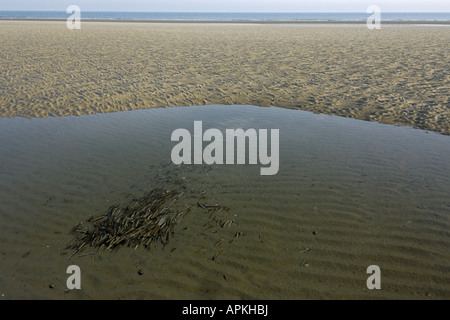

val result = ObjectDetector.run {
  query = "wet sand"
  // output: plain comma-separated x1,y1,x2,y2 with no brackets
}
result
0,21,449,134
0,105,449,299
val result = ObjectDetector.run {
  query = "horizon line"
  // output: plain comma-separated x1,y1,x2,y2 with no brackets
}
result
1,10,449,13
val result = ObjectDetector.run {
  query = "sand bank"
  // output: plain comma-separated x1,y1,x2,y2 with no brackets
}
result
0,21,448,134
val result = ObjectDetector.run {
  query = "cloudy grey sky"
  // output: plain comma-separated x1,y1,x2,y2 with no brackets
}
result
1,0,449,12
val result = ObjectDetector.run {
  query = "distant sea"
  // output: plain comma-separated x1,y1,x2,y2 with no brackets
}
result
0,11,449,21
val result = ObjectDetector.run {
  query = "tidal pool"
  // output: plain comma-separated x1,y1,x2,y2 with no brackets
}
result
0,105,449,299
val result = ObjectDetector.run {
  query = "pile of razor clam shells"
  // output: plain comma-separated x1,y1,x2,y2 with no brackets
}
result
68,188,190,257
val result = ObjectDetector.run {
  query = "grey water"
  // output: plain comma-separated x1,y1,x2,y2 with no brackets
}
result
0,105,449,299
1,11,449,21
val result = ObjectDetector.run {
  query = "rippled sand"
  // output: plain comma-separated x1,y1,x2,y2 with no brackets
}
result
0,21,448,134
0,106,449,299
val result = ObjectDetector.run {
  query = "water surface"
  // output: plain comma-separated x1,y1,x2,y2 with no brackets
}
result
1,11,449,21
0,105,449,299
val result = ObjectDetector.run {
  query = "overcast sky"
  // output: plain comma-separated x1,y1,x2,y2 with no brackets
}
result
1,0,449,12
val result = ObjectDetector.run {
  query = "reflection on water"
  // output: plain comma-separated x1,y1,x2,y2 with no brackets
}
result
0,105,449,299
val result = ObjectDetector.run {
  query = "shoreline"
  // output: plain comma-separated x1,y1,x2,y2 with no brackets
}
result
1,18,450,25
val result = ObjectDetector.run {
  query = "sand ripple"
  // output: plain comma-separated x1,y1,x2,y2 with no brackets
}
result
0,22,448,134
0,106,449,299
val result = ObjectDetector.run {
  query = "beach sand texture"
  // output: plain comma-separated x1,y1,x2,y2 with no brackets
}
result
0,21,448,134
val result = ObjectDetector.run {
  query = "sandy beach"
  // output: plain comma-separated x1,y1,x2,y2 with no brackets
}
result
0,21,448,134
0,20,449,300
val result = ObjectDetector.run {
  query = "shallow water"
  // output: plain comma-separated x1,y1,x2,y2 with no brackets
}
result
0,105,449,299
2,11,449,21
